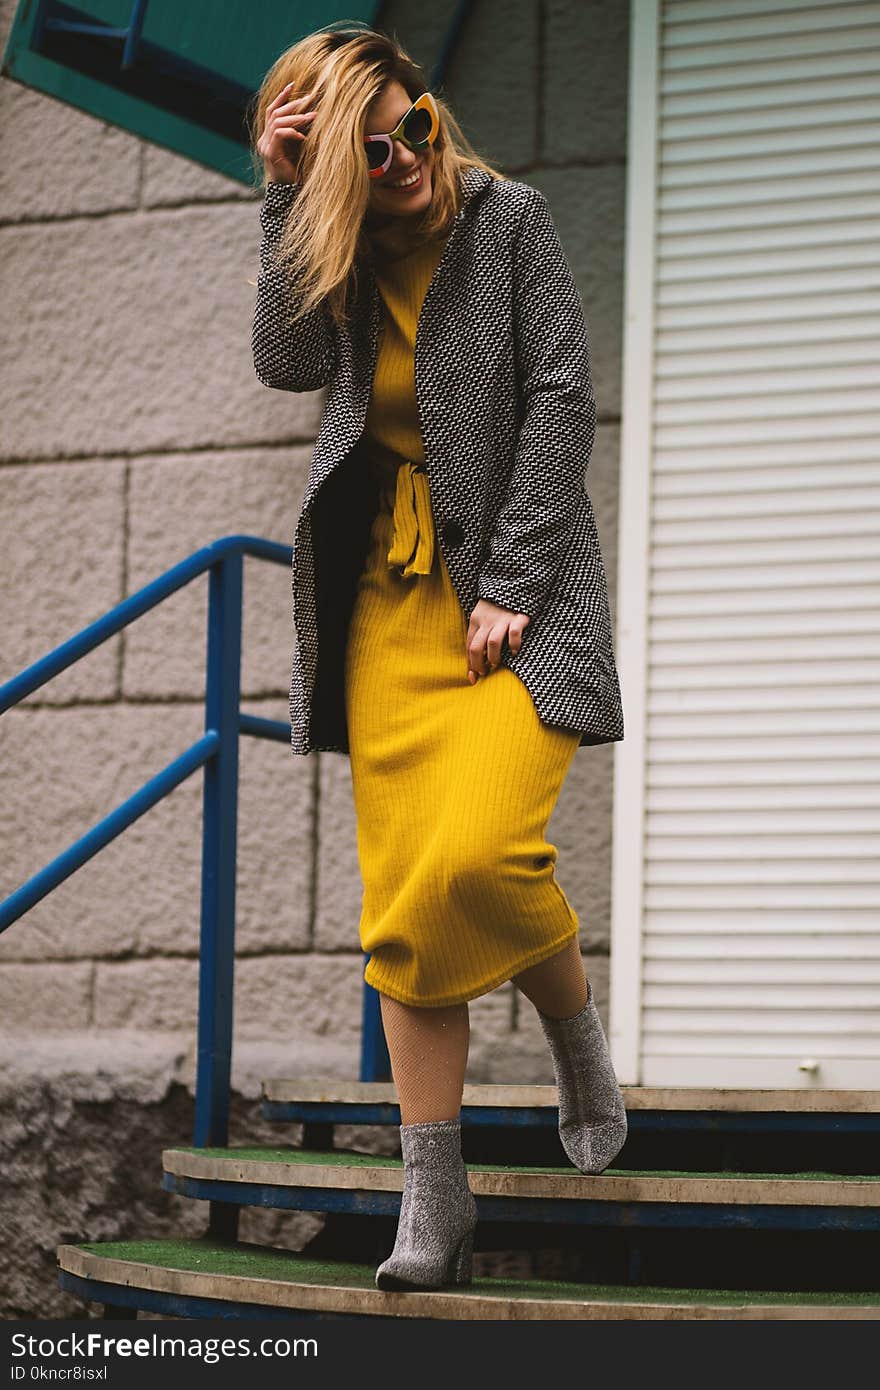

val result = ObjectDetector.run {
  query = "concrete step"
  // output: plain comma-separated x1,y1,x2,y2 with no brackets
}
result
161,1145,880,1231
262,1080,880,1119
56,1237,880,1320
261,1081,880,1175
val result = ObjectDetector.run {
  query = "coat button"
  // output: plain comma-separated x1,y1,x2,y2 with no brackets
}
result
441,518,465,547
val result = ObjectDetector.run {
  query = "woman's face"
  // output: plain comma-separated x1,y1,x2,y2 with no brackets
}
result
365,80,435,219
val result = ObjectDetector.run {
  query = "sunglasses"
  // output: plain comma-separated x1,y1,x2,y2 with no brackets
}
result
364,92,440,178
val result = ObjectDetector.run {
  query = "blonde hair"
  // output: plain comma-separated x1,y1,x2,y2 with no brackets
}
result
246,22,507,333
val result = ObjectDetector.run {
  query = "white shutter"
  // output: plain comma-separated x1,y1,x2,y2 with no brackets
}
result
611,0,880,1087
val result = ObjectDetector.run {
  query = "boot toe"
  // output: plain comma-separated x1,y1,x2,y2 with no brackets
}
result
562,1113,628,1175
375,1262,446,1291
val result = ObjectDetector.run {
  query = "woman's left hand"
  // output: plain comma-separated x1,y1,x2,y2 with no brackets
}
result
466,599,530,685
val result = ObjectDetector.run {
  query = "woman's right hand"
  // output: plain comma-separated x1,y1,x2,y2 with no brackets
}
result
257,81,318,184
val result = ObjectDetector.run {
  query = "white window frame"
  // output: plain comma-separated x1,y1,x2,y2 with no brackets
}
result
609,0,661,1085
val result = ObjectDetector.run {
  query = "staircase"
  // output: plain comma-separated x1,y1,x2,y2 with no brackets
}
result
57,1081,880,1320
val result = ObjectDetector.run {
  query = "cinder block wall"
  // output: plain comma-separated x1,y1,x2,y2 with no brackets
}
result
0,0,629,1315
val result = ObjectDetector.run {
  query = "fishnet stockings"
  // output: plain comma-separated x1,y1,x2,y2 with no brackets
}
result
379,994,470,1125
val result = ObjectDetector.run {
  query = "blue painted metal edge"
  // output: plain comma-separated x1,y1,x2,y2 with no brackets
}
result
57,1270,380,1321
261,1101,880,1135
160,1173,880,1232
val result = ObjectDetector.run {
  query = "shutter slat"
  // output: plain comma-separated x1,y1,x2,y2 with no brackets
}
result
647,933,880,958
664,2,880,41
646,961,880,982
663,98,880,140
644,908,880,931
660,171,880,209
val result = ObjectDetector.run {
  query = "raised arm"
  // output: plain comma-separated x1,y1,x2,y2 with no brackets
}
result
475,187,597,619
252,179,338,393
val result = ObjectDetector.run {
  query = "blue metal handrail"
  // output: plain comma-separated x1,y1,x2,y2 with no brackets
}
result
0,533,391,1151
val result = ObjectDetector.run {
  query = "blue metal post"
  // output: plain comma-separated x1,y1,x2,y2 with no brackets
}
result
121,0,150,70
194,551,243,1148
360,964,392,1081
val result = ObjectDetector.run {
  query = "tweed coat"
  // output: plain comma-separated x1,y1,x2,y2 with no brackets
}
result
252,164,625,756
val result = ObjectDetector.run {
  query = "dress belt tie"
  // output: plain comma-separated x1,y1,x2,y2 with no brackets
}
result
386,461,435,578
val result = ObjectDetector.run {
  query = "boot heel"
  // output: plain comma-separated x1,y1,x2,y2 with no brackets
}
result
448,1226,474,1285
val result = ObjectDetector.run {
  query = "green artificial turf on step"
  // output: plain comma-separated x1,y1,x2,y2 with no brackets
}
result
72,1238,880,1307
166,1147,880,1183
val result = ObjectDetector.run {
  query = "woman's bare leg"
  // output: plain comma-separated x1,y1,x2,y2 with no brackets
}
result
379,994,470,1124
512,937,589,1019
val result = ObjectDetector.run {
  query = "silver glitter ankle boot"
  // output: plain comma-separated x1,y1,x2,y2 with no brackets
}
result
537,980,628,1175
375,1117,478,1292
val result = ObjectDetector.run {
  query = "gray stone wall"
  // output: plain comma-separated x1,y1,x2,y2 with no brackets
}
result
0,0,629,1316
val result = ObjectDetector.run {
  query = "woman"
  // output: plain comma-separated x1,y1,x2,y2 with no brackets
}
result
250,22,627,1293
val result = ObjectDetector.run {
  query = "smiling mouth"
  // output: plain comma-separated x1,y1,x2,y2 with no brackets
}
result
385,164,423,191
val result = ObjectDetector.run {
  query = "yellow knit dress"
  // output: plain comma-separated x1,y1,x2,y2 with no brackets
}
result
343,230,582,1008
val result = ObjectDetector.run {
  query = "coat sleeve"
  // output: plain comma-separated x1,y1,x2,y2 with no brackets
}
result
475,187,597,619
252,180,338,393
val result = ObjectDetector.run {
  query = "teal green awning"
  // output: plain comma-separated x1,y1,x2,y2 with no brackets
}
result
1,4,392,186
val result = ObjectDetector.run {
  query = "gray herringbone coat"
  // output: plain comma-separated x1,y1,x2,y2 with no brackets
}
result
253,165,625,756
